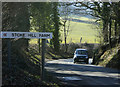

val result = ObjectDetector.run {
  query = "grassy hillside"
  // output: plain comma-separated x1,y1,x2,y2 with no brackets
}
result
95,44,120,69
29,16,99,44
60,17,98,44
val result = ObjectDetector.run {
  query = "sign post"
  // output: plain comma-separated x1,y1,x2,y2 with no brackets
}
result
41,39,46,81
0,31,52,81
7,39,11,70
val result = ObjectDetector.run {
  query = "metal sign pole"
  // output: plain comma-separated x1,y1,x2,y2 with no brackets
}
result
7,39,11,70
41,39,46,81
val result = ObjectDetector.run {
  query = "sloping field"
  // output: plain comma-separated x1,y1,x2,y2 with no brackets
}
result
29,16,99,44
60,18,98,43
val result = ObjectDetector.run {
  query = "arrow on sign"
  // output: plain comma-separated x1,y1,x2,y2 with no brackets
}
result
3,33,7,36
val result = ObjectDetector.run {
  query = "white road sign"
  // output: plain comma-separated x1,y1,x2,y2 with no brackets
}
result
0,31,52,39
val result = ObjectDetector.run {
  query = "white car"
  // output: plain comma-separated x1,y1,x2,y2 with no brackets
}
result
73,48,89,64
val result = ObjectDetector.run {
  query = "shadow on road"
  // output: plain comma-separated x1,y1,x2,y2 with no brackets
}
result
45,60,120,86
46,63,120,74
48,72,119,86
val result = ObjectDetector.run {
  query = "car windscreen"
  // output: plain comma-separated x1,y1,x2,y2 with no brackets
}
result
76,50,88,55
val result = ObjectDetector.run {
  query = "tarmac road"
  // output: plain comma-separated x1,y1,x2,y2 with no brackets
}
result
45,59,120,86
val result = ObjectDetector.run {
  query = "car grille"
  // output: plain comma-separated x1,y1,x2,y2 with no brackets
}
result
77,56,86,58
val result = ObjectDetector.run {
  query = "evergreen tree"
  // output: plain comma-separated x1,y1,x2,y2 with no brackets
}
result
2,2,30,68
30,2,61,53
52,2,60,53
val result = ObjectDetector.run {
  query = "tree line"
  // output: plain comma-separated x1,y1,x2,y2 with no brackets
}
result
2,2,120,64
2,2,61,61
2,1,120,85
71,2,120,47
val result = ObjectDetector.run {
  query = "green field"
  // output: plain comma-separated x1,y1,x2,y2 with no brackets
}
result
68,15,96,22
29,16,99,44
60,18,99,44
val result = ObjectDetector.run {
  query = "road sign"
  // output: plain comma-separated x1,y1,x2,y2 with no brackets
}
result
1,31,52,81
0,31,52,39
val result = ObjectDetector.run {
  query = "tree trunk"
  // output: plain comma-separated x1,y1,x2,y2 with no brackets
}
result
38,39,40,53
103,19,109,43
117,2,120,43
65,36,67,53
63,21,67,53
114,20,117,37
109,17,112,48
118,23,120,43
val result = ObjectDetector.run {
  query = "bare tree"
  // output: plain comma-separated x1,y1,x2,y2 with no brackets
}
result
60,3,71,52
